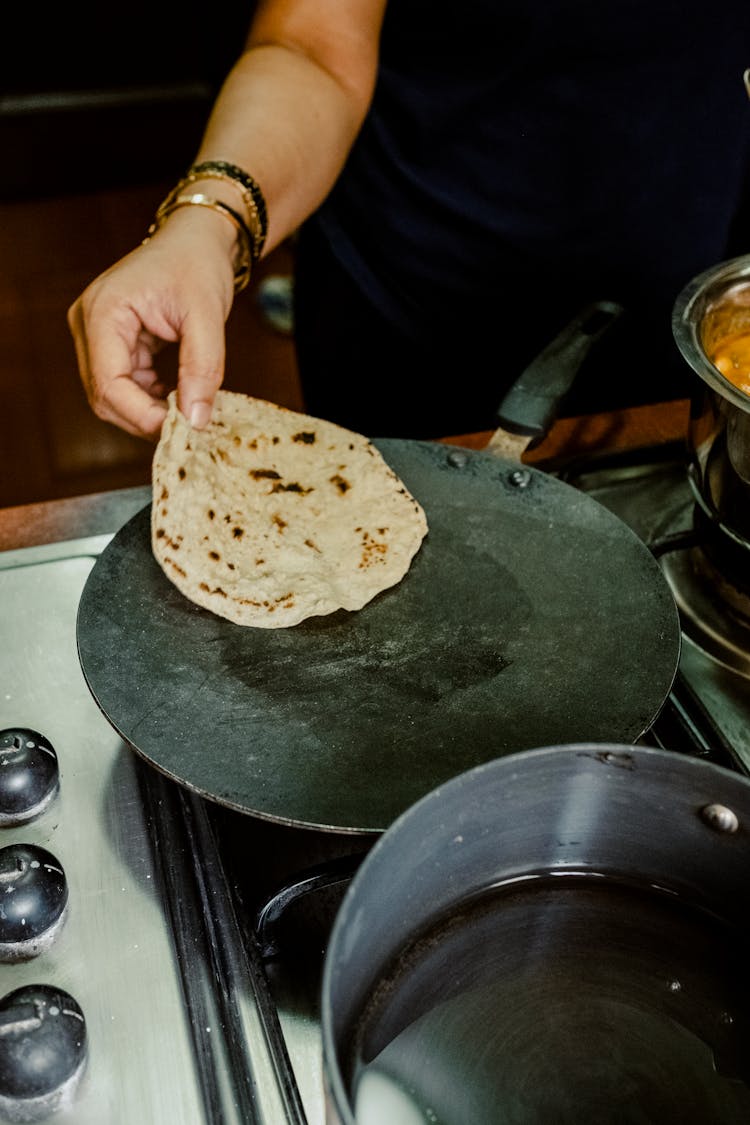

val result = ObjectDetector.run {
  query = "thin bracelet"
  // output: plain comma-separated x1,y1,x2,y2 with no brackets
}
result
144,191,252,292
187,160,268,261
184,168,266,262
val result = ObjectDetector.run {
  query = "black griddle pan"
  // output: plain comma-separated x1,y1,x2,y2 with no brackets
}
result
76,438,681,833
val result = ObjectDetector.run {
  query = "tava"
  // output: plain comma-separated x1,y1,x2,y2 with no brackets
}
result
76,439,680,832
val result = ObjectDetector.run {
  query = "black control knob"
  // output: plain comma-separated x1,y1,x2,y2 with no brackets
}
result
0,731,59,827
0,985,86,1120
0,845,68,961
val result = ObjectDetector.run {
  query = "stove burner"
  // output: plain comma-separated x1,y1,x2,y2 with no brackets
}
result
0,732,59,827
661,546,750,679
0,985,86,1122
0,845,68,962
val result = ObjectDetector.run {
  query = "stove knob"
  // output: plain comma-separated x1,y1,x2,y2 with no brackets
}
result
0,731,59,827
0,845,68,962
0,985,86,1121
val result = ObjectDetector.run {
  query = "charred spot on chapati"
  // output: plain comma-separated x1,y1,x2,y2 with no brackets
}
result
178,467,186,480
208,509,215,520
359,530,389,569
304,539,320,552
199,583,227,597
270,481,313,494
165,558,187,579
250,468,281,480
160,486,169,501
232,527,244,539
330,473,351,494
156,530,181,551
292,431,316,444
272,515,287,533
209,551,220,561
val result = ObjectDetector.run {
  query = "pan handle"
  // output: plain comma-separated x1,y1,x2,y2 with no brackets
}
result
495,300,624,438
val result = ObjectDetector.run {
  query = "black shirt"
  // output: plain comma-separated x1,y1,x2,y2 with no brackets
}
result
315,0,750,342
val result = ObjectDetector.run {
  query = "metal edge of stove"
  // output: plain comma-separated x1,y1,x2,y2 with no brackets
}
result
0,531,314,1124
138,765,311,1125
0,534,114,571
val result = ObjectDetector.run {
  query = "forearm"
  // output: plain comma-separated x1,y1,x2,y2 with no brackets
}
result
68,0,386,440
191,5,385,255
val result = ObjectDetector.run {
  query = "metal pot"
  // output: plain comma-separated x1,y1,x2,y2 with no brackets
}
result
321,744,750,1123
672,254,750,602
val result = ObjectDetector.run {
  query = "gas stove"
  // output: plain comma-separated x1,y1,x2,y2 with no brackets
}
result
0,439,748,1124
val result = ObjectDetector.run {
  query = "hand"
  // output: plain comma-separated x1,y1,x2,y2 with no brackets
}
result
67,208,237,440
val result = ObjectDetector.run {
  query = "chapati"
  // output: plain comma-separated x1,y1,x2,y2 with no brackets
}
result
151,391,428,627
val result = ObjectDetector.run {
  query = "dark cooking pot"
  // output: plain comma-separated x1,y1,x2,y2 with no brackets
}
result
322,744,750,1124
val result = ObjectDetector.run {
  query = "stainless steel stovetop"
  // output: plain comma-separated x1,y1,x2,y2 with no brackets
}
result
0,448,748,1124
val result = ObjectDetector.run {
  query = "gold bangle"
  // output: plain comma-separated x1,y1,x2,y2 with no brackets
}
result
186,160,268,262
144,190,252,293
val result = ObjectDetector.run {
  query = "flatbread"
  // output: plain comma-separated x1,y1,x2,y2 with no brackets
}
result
151,391,428,628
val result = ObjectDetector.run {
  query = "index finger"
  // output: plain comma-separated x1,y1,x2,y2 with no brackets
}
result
69,298,169,440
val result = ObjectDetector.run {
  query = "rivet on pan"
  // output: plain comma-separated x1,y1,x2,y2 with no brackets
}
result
508,468,531,487
700,803,739,834
446,450,468,469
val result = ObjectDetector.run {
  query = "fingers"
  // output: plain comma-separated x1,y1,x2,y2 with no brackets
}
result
68,295,169,441
68,246,231,440
103,377,171,441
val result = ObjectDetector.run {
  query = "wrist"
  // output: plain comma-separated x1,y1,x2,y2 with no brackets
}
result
143,187,252,292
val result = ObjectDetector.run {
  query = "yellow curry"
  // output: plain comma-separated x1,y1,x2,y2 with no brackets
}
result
709,333,750,394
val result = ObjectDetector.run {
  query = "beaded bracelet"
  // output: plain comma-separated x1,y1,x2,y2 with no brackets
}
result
144,189,253,293
186,160,268,262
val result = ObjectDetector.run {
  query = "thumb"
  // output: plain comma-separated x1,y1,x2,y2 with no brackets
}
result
175,313,227,429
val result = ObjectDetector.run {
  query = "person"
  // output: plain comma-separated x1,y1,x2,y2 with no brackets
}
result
68,0,750,443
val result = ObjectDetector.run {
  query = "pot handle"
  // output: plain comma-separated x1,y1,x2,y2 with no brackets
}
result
495,299,624,438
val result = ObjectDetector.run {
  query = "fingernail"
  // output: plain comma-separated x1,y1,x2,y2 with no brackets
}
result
190,401,212,429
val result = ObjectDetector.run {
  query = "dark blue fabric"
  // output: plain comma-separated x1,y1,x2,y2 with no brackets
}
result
314,0,750,338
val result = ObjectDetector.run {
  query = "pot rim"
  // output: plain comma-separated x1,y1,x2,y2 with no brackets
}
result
672,253,750,414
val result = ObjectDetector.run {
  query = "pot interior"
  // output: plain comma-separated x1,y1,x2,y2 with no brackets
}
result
322,745,750,1124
